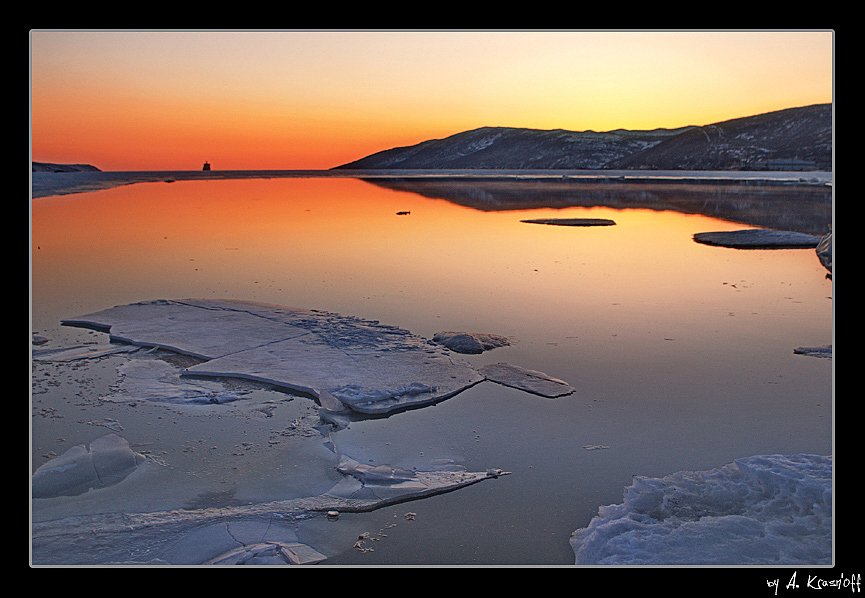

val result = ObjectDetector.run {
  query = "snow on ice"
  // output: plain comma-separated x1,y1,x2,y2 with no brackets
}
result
570,453,832,565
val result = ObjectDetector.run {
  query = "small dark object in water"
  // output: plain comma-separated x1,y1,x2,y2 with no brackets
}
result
521,218,615,227
396,211,410,216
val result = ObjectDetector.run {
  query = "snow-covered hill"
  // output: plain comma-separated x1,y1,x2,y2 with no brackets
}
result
335,104,831,171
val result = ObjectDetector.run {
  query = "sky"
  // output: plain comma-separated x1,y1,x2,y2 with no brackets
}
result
30,30,834,171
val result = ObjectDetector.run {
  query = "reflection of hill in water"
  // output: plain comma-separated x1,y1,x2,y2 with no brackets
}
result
363,178,832,235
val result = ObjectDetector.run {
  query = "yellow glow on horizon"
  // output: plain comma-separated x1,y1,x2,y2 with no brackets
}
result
30,30,833,171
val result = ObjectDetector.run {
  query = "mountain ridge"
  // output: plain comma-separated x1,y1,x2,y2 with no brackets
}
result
334,103,831,171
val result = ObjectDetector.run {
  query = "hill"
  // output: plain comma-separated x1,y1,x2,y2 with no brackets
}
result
32,162,101,173
334,104,831,171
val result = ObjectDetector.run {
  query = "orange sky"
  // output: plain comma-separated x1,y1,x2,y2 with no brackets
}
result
29,30,834,171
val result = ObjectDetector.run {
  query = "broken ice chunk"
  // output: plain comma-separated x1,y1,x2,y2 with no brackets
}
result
336,455,419,485
432,331,512,354
793,345,832,358
692,229,821,249
32,433,146,498
205,541,327,565
521,218,616,227
479,362,575,397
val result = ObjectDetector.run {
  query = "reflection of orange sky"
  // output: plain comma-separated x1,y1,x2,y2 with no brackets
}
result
32,178,831,345
30,31,833,171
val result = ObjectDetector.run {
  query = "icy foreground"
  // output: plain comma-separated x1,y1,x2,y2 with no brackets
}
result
61,299,575,414
570,454,832,565
32,449,507,565
62,299,485,415
33,295,525,564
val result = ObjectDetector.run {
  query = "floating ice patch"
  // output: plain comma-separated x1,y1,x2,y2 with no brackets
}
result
521,218,616,227
432,331,512,354
692,229,822,249
32,433,146,498
62,299,483,415
478,362,575,397
793,345,833,358
570,454,832,565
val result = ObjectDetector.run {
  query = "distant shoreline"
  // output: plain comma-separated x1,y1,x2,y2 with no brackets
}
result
31,169,833,200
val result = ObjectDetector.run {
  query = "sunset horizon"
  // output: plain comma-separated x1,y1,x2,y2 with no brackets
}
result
31,29,836,570
30,30,834,172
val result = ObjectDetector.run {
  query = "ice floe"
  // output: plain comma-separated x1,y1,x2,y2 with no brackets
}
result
432,331,512,354
478,362,575,397
61,299,575,415
521,217,616,227
32,433,146,498
570,454,832,565
62,299,484,415
692,229,822,249
793,345,833,358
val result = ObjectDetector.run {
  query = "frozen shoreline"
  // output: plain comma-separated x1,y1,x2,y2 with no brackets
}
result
31,168,833,199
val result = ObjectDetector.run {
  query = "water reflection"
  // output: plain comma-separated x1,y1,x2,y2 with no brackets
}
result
360,177,832,235
32,176,833,353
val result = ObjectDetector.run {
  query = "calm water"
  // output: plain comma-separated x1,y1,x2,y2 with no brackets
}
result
31,175,833,565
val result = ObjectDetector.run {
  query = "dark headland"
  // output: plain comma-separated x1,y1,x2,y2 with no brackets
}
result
333,104,831,172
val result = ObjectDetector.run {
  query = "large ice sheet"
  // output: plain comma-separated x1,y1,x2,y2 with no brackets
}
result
479,362,575,397
62,299,484,415
570,454,832,565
